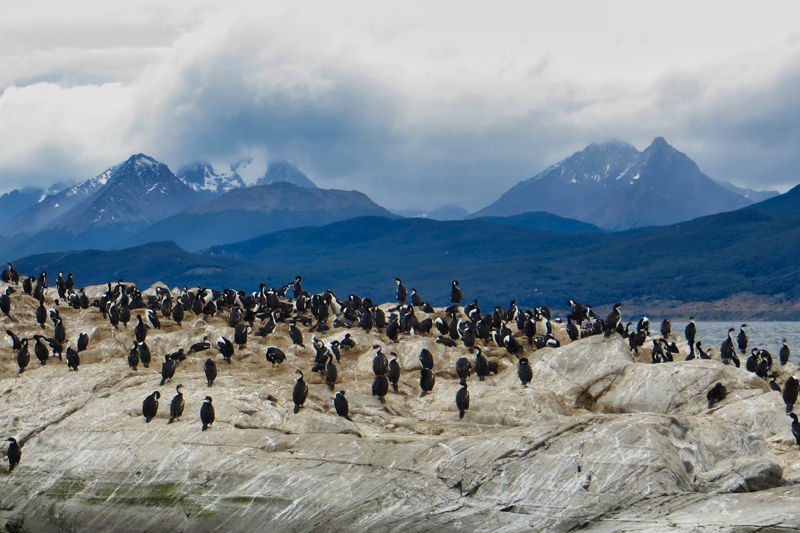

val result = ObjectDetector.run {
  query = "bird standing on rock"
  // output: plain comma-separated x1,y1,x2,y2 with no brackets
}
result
784,377,799,413
518,358,533,387
603,303,623,338
790,414,800,447
6,438,21,472
142,391,160,423
204,359,217,387
455,383,469,419
168,385,184,424
293,370,308,414
200,396,215,431
334,391,352,421
707,383,726,408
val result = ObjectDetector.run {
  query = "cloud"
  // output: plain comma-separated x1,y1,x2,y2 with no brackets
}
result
1,1,800,210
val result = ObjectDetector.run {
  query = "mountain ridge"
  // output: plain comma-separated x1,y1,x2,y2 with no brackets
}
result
470,137,753,231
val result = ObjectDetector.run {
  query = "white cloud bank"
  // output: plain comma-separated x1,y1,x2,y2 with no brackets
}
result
1,0,800,211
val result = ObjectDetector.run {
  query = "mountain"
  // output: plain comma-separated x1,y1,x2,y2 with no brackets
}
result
256,161,317,188
475,211,605,233
0,173,113,239
749,183,800,218
176,162,246,201
713,179,779,203
119,182,400,252
469,138,753,231
10,241,255,289
11,187,800,318
392,205,469,221
0,154,204,259
0,184,68,227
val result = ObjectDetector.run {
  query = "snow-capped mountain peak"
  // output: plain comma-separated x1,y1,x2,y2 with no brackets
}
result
176,162,246,200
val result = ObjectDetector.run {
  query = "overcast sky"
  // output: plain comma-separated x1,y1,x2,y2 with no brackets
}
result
1,1,799,211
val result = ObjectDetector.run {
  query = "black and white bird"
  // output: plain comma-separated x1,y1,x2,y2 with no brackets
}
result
603,303,623,338
784,376,799,413
737,324,748,355
781,340,791,366
168,385,185,424
200,396,215,431
518,358,533,387
204,358,217,387
455,383,469,419
293,370,308,414
142,391,160,423
6,437,21,472
394,278,407,306
334,391,352,421
685,317,697,358
450,280,462,307
707,382,726,409
790,413,800,448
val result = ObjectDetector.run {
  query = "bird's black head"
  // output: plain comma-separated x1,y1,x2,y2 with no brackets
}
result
176,384,183,391
519,358,529,365
7,437,16,443
153,391,161,399
204,396,212,403
791,413,799,422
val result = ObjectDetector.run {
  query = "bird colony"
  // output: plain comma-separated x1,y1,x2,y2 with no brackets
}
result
2,270,800,532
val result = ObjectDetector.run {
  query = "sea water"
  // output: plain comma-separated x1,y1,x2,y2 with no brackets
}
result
671,322,800,364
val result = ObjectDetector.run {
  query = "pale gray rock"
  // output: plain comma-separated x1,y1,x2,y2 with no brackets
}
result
0,282,799,532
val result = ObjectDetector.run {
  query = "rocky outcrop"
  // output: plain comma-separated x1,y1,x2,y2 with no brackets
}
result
1,283,799,532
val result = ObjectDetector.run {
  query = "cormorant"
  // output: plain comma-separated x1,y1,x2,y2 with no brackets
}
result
293,370,308,413
334,391,352,421
340,333,356,350
142,391,160,423
518,358,533,387
17,339,29,374
188,337,212,354
77,333,89,352
172,303,184,326
132,315,147,343
410,289,422,307
419,348,434,370
455,383,469,419
204,359,217,387
707,383,726,408
419,368,435,397
784,376,799,413
160,355,176,386
217,337,234,364
603,303,623,337
450,280,462,307
660,319,671,339
33,335,49,365
790,413,800,448
388,355,400,392
6,330,21,351
36,302,47,329
372,374,389,404
685,317,696,357
289,323,304,347
455,357,471,385
781,340,791,366
7,438,21,472
696,342,711,360
372,345,388,376
168,385,185,424
720,328,739,366
200,396,215,431
66,346,79,371
266,347,286,367
395,278,407,305
325,354,338,391
475,348,489,381
737,324,748,355
139,341,151,368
